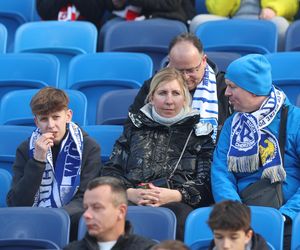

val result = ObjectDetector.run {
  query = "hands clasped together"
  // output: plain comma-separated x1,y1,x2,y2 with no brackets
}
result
127,183,182,207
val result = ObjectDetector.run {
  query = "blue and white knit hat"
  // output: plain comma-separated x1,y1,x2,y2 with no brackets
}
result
225,54,272,96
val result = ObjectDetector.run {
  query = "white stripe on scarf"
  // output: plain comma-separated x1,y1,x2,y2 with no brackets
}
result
191,64,218,142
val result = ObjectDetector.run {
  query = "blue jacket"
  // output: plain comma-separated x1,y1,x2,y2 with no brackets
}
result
211,99,300,220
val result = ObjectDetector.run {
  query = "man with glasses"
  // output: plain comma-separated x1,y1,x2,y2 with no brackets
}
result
127,32,231,142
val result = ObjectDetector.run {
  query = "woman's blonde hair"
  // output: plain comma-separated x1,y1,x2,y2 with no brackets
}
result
146,67,191,109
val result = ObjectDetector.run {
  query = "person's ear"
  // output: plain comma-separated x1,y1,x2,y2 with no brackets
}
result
245,229,253,245
117,204,127,220
66,109,73,123
34,116,38,127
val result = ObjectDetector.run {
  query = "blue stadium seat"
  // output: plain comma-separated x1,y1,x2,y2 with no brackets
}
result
0,0,35,52
285,20,300,51
206,51,241,72
82,125,123,163
103,18,187,72
184,206,284,250
0,239,60,249
97,89,139,125
195,19,277,55
0,207,70,248
78,206,177,241
0,125,34,173
0,53,59,101
265,52,300,105
0,23,7,53
0,89,88,126
0,169,12,207
67,52,152,124
14,21,97,88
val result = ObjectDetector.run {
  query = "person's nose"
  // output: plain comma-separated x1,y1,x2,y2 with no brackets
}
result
165,94,174,105
222,238,231,249
47,118,55,128
225,86,231,97
83,208,92,220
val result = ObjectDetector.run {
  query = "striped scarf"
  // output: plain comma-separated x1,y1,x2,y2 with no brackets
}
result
30,122,83,208
228,86,286,183
192,64,218,142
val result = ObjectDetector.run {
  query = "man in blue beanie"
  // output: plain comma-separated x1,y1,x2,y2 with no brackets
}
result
211,54,300,250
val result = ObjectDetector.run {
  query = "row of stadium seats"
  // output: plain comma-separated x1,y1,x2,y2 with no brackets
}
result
1,204,300,249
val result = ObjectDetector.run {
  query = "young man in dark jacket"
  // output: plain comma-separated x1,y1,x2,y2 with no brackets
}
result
64,176,155,250
208,200,269,250
6,87,101,240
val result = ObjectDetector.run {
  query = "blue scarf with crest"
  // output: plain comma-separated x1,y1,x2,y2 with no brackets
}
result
228,86,286,183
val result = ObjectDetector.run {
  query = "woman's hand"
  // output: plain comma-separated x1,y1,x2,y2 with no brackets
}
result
144,183,182,207
127,187,160,205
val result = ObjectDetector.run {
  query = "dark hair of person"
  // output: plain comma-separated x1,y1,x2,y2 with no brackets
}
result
168,32,203,54
87,176,128,206
208,200,251,232
30,87,69,116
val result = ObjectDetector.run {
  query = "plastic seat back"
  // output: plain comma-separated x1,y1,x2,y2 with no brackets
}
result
0,0,34,52
103,18,187,71
206,51,241,72
78,206,176,241
0,89,87,126
97,89,139,125
285,20,300,51
0,239,60,249
0,125,34,173
0,169,12,207
68,52,152,124
195,19,277,55
0,53,59,100
265,52,300,105
14,21,97,88
82,125,123,163
0,207,70,248
0,23,7,53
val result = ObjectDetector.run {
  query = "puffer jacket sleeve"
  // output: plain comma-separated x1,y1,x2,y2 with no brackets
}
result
101,130,134,188
206,0,240,16
177,135,215,208
261,0,299,20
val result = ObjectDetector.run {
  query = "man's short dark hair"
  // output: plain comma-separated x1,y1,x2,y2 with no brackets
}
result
30,87,69,116
208,200,251,232
168,32,204,54
87,176,128,206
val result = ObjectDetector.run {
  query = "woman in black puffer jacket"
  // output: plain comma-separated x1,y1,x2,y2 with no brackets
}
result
102,67,214,240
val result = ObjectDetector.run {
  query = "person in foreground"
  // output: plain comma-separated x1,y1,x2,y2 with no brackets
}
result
6,87,101,239
208,200,268,250
211,54,300,249
102,67,214,240
151,240,190,250
64,176,156,250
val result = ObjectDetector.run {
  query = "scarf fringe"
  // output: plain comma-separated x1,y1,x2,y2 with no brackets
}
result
262,165,287,183
228,155,259,173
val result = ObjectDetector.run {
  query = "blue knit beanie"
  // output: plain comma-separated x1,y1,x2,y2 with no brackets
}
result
225,54,272,96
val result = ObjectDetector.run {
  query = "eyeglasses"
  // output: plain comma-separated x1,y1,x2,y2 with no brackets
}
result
177,61,202,75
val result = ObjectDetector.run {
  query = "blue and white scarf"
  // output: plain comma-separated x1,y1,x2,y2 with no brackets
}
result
192,64,218,142
30,122,83,208
228,86,286,183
